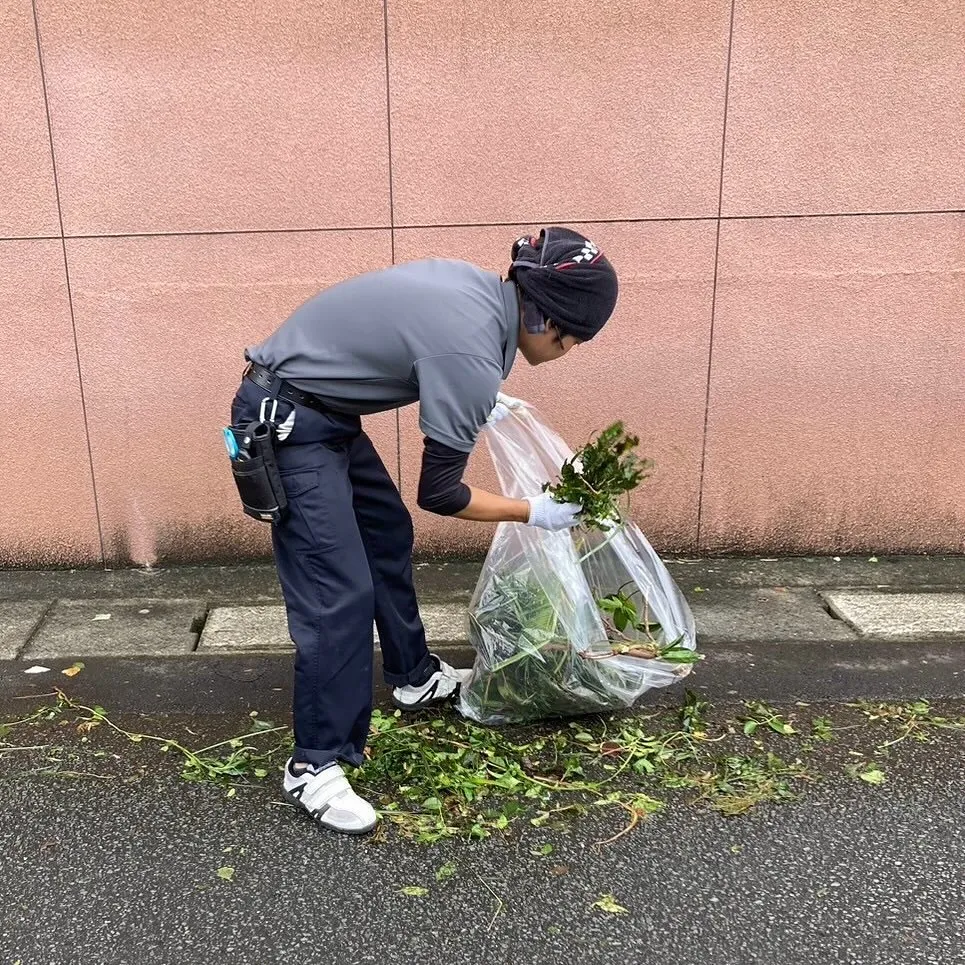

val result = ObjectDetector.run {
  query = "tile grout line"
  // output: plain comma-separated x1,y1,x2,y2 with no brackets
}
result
382,0,396,266
3,209,963,246
696,0,737,555
382,0,403,492
29,0,107,567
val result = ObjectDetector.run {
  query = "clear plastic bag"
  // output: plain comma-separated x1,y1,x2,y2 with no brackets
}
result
458,401,698,725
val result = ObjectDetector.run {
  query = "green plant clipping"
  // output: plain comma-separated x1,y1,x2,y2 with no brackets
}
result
597,592,701,664
6,693,964,846
593,894,629,915
545,422,652,530
398,886,429,897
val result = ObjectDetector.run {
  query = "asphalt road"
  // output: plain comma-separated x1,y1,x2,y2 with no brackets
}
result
2,701,964,965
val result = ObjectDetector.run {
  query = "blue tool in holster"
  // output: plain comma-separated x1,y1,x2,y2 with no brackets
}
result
223,398,288,524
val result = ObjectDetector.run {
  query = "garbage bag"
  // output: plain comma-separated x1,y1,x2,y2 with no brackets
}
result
458,400,698,725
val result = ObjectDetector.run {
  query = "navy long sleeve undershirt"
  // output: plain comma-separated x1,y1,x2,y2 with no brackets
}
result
417,438,472,516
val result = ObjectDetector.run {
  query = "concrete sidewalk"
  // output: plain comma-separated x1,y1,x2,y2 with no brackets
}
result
1,555,964,712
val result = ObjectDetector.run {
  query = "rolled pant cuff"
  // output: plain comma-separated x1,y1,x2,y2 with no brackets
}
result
382,650,437,687
294,745,365,770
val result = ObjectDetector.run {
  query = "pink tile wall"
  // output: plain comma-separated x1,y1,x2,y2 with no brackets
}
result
724,0,965,215
2,1,963,564
35,0,391,235
701,213,965,554
2,0,59,236
0,241,101,565
387,0,731,225
66,230,394,564
393,222,717,555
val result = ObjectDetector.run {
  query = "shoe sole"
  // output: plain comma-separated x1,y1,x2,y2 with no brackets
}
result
282,789,377,836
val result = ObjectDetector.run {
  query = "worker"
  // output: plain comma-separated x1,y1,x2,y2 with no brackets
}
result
228,227,618,834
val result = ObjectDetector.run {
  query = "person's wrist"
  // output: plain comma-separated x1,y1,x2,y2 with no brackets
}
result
517,498,534,524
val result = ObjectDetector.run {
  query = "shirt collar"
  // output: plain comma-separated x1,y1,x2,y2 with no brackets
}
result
499,280,520,378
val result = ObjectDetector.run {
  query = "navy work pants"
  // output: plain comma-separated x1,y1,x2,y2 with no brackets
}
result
231,378,434,768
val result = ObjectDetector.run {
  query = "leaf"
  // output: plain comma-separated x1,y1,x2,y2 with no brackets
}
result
767,720,796,736
435,863,457,882
656,646,703,665
593,893,628,915
743,720,759,736
253,768,268,779
62,662,85,678
531,844,554,857
859,768,886,785
216,866,234,881
398,886,429,897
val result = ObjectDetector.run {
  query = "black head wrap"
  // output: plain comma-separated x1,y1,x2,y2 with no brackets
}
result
509,227,618,341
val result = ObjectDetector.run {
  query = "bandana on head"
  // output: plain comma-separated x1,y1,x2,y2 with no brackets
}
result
509,227,618,341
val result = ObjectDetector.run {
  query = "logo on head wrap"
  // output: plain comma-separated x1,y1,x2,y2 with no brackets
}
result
555,239,601,270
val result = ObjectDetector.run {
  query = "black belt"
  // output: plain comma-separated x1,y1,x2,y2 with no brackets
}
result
244,362,330,415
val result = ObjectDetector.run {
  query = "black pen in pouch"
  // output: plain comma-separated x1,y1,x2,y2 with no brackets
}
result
227,420,289,523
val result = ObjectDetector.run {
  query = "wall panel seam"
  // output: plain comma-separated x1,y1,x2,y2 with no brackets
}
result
382,0,403,491
696,0,738,554
30,0,107,566
1,208,957,246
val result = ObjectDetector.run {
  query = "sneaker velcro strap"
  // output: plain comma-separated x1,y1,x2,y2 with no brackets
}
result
299,767,353,816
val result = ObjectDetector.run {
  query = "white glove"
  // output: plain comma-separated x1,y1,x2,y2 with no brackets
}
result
488,392,529,425
524,493,582,532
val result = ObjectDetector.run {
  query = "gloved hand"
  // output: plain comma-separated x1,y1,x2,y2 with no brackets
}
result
488,392,529,425
524,493,582,532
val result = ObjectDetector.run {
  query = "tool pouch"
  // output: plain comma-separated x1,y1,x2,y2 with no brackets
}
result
229,420,289,524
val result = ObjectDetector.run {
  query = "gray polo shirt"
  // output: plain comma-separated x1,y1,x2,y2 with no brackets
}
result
247,259,520,453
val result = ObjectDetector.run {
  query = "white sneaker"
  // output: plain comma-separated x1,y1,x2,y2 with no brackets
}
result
282,759,377,835
392,654,471,710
